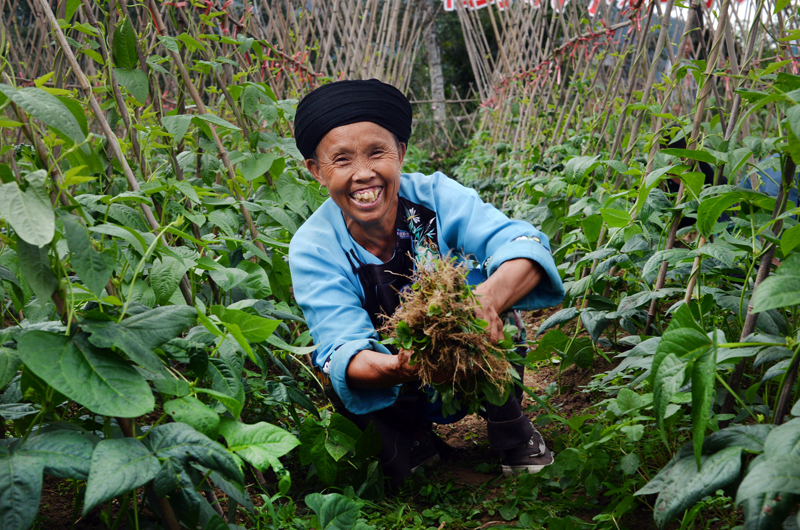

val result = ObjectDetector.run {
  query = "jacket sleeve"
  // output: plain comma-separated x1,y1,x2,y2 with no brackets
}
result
413,172,565,310
288,235,400,414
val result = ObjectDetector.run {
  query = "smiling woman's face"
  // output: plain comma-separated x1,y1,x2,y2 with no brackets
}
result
306,122,406,238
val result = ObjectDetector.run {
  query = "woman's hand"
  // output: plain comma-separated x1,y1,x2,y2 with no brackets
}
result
346,348,419,388
474,293,505,344
473,258,544,344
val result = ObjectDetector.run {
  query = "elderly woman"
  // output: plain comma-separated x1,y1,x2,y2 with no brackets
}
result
288,79,565,485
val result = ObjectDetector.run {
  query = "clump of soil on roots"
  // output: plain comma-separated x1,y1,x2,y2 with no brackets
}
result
380,259,512,409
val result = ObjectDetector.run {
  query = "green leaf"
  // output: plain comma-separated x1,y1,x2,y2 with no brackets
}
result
0,180,55,247
16,239,57,306
763,418,800,456
652,353,687,443
83,438,159,515
114,68,148,104
599,207,631,228
164,396,220,439
90,223,147,255
788,105,800,143
0,348,21,389
0,452,43,530
83,306,196,375
643,165,675,190
210,305,281,342
161,115,193,144
19,332,154,417
563,155,599,184
742,490,796,530
193,114,240,131
737,455,800,504
782,224,800,255
218,417,300,472
0,85,85,145
153,457,182,497
240,153,277,181
207,357,244,418
150,256,190,305
580,310,611,343
147,422,243,485
691,345,717,469
304,493,362,530
63,218,114,297
209,470,255,513
752,254,800,313
661,148,718,165
621,453,640,475
690,242,736,268
535,307,578,337
17,430,94,480
112,16,138,70
703,424,773,454
652,447,743,528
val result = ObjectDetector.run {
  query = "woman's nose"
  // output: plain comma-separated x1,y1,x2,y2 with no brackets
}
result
352,158,374,180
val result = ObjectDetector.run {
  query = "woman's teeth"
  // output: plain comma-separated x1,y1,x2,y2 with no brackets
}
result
352,189,379,203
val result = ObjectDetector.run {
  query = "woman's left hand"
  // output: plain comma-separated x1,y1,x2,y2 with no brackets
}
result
474,294,504,344
472,258,544,344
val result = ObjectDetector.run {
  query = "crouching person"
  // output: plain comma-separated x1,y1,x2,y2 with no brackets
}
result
287,79,566,487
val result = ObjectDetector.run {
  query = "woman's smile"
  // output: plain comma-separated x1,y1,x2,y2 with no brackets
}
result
350,186,383,207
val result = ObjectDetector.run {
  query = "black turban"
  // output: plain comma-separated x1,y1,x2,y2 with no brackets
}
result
294,79,412,160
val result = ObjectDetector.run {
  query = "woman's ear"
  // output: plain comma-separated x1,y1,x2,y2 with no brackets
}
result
398,143,407,167
305,158,326,187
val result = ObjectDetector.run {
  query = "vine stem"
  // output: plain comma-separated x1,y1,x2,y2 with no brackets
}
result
715,373,757,423
146,0,267,261
34,0,193,306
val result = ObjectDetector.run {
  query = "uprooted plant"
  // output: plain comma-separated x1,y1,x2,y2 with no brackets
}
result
380,258,518,416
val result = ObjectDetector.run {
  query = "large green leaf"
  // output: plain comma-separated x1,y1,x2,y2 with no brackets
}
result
19,332,154,417
83,438,160,515
751,254,800,313
654,447,743,528
17,430,94,480
112,16,138,70
147,422,242,485
114,68,148,104
210,305,281,342
691,345,717,469
697,190,776,238
63,218,114,297
703,424,773,454
763,418,800,456
83,306,196,375
304,493,362,530
652,353,687,443
0,85,85,145
164,396,220,439
737,455,800,504
741,491,795,530
0,180,55,248
218,417,300,472
0,451,43,530
16,239,57,306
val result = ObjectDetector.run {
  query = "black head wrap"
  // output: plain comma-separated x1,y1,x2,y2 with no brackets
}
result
294,79,412,160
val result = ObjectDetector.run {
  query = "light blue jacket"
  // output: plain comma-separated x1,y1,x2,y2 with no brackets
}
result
288,172,565,414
